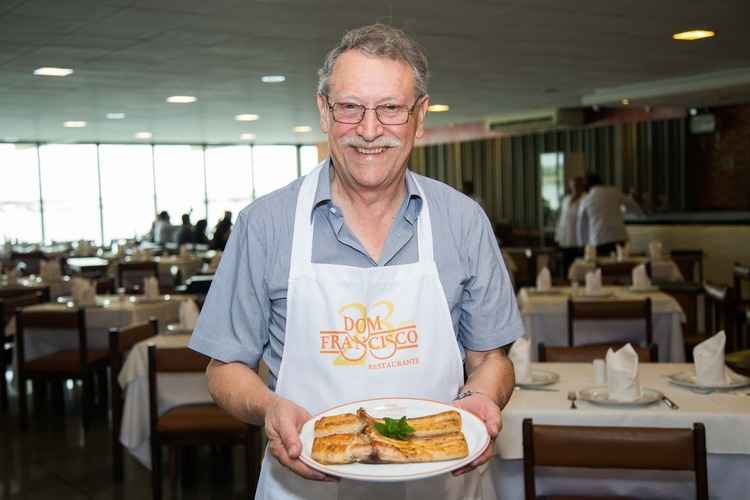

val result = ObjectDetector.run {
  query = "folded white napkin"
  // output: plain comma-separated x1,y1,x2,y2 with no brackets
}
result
616,243,631,261
179,300,200,330
606,344,642,401
648,241,663,260
143,276,160,299
536,267,551,291
71,277,96,306
693,331,732,385
39,260,63,281
508,336,533,384
179,244,191,258
584,244,597,261
585,269,603,294
631,263,651,289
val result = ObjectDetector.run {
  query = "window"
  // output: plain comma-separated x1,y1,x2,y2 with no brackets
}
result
252,145,298,198
38,144,101,244
0,144,42,243
99,145,155,242
153,145,206,223
300,145,321,176
205,145,252,223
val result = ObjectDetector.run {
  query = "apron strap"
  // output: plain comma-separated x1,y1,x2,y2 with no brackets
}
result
410,171,435,264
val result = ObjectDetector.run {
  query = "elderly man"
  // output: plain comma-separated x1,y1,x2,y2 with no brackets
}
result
189,24,523,500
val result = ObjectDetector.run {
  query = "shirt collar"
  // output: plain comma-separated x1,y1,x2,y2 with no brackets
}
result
311,157,422,225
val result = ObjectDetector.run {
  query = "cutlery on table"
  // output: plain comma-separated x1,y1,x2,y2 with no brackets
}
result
661,396,679,410
567,391,577,409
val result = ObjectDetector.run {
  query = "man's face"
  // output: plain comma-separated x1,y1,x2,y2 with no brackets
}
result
316,50,429,191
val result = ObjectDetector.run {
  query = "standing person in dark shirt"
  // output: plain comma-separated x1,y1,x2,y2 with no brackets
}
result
211,211,233,250
194,219,210,245
176,213,195,246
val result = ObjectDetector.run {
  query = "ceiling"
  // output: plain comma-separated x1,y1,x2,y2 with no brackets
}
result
1,0,749,144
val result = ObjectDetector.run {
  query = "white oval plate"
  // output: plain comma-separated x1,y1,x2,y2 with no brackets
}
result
627,285,659,293
515,369,559,388
578,386,664,407
667,371,750,391
299,397,489,482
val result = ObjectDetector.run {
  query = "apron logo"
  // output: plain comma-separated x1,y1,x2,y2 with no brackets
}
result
319,300,420,369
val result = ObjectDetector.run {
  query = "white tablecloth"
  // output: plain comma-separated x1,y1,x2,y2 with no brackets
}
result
490,363,750,499
118,333,211,468
568,256,683,283
518,286,686,362
17,295,186,362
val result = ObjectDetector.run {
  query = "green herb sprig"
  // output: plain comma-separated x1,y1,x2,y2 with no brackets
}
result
373,416,415,441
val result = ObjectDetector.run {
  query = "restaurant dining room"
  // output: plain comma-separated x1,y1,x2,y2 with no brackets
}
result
1,1,750,499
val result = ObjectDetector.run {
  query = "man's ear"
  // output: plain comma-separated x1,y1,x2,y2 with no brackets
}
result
317,94,331,133
415,95,430,139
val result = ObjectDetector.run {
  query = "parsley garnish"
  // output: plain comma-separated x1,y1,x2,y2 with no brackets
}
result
373,416,415,440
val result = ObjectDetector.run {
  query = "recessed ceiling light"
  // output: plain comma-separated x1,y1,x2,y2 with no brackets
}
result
166,95,197,103
63,121,87,128
106,112,126,120
261,75,286,83
235,113,259,122
293,126,312,133
673,30,715,41
428,104,450,112
621,98,630,106
33,67,74,77
134,131,152,139
240,133,256,141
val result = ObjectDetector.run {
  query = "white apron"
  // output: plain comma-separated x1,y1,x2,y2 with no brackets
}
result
255,164,483,500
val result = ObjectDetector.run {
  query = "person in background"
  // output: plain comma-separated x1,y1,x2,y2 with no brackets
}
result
194,219,210,246
577,173,643,256
555,176,585,272
151,211,172,245
211,211,233,251
189,23,522,500
176,213,195,246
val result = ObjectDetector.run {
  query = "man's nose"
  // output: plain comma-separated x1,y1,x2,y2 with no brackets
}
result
356,108,384,141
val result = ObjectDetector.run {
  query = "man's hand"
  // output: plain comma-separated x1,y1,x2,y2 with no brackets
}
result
264,396,337,482
451,393,502,476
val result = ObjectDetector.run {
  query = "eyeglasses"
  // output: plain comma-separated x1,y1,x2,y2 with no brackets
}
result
324,95,424,125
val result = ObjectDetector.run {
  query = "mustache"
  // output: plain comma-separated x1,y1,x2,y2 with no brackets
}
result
340,136,401,148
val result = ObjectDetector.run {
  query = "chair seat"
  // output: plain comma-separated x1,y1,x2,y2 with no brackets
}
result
24,350,109,374
158,403,246,435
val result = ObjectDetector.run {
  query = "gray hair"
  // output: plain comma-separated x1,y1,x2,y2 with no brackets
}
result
317,24,429,98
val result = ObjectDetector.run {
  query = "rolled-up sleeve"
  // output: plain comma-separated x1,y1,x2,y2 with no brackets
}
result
188,210,269,368
458,205,524,351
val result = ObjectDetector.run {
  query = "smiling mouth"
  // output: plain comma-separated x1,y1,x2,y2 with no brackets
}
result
354,146,387,155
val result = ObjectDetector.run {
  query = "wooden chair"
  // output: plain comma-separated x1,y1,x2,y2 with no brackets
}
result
522,418,708,500
700,283,736,354
96,276,116,295
567,298,653,347
598,261,641,286
148,345,261,500
538,342,658,363
109,318,159,481
671,249,704,284
0,288,49,412
16,307,109,430
118,261,159,293
733,263,750,350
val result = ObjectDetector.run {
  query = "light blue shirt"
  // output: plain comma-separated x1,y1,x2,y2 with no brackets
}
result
189,161,524,386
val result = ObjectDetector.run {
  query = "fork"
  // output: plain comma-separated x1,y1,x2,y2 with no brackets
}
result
567,391,578,409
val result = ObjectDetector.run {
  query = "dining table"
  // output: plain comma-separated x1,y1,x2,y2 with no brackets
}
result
484,362,750,500
517,285,686,362
568,256,684,283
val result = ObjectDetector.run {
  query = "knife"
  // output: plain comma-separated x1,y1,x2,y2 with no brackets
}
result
662,396,679,410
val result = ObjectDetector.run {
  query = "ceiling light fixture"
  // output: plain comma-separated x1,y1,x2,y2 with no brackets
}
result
33,67,74,77
428,104,450,112
621,98,630,106
134,131,152,139
166,95,197,103
293,126,312,133
106,112,126,120
235,113,259,121
240,133,256,141
261,75,286,83
672,30,715,41
63,121,87,128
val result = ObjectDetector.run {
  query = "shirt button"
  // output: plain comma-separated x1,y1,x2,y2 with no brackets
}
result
329,207,337,214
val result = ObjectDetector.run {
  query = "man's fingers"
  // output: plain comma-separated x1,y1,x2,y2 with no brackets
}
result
269,438,336,481
452,439,494,476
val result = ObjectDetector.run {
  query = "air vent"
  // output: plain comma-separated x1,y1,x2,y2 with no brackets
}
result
487,109,584,133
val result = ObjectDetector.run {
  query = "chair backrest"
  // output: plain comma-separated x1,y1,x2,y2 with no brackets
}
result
538,342,658,363
16,307,88,370
734,262,750,305
703,282,736,351
0,289,49,334
117,260,158,292
96,277,116,295
671,250,704,284
598,261,640,286
567,298,653,347
147,345,210,436
522,418,708,500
